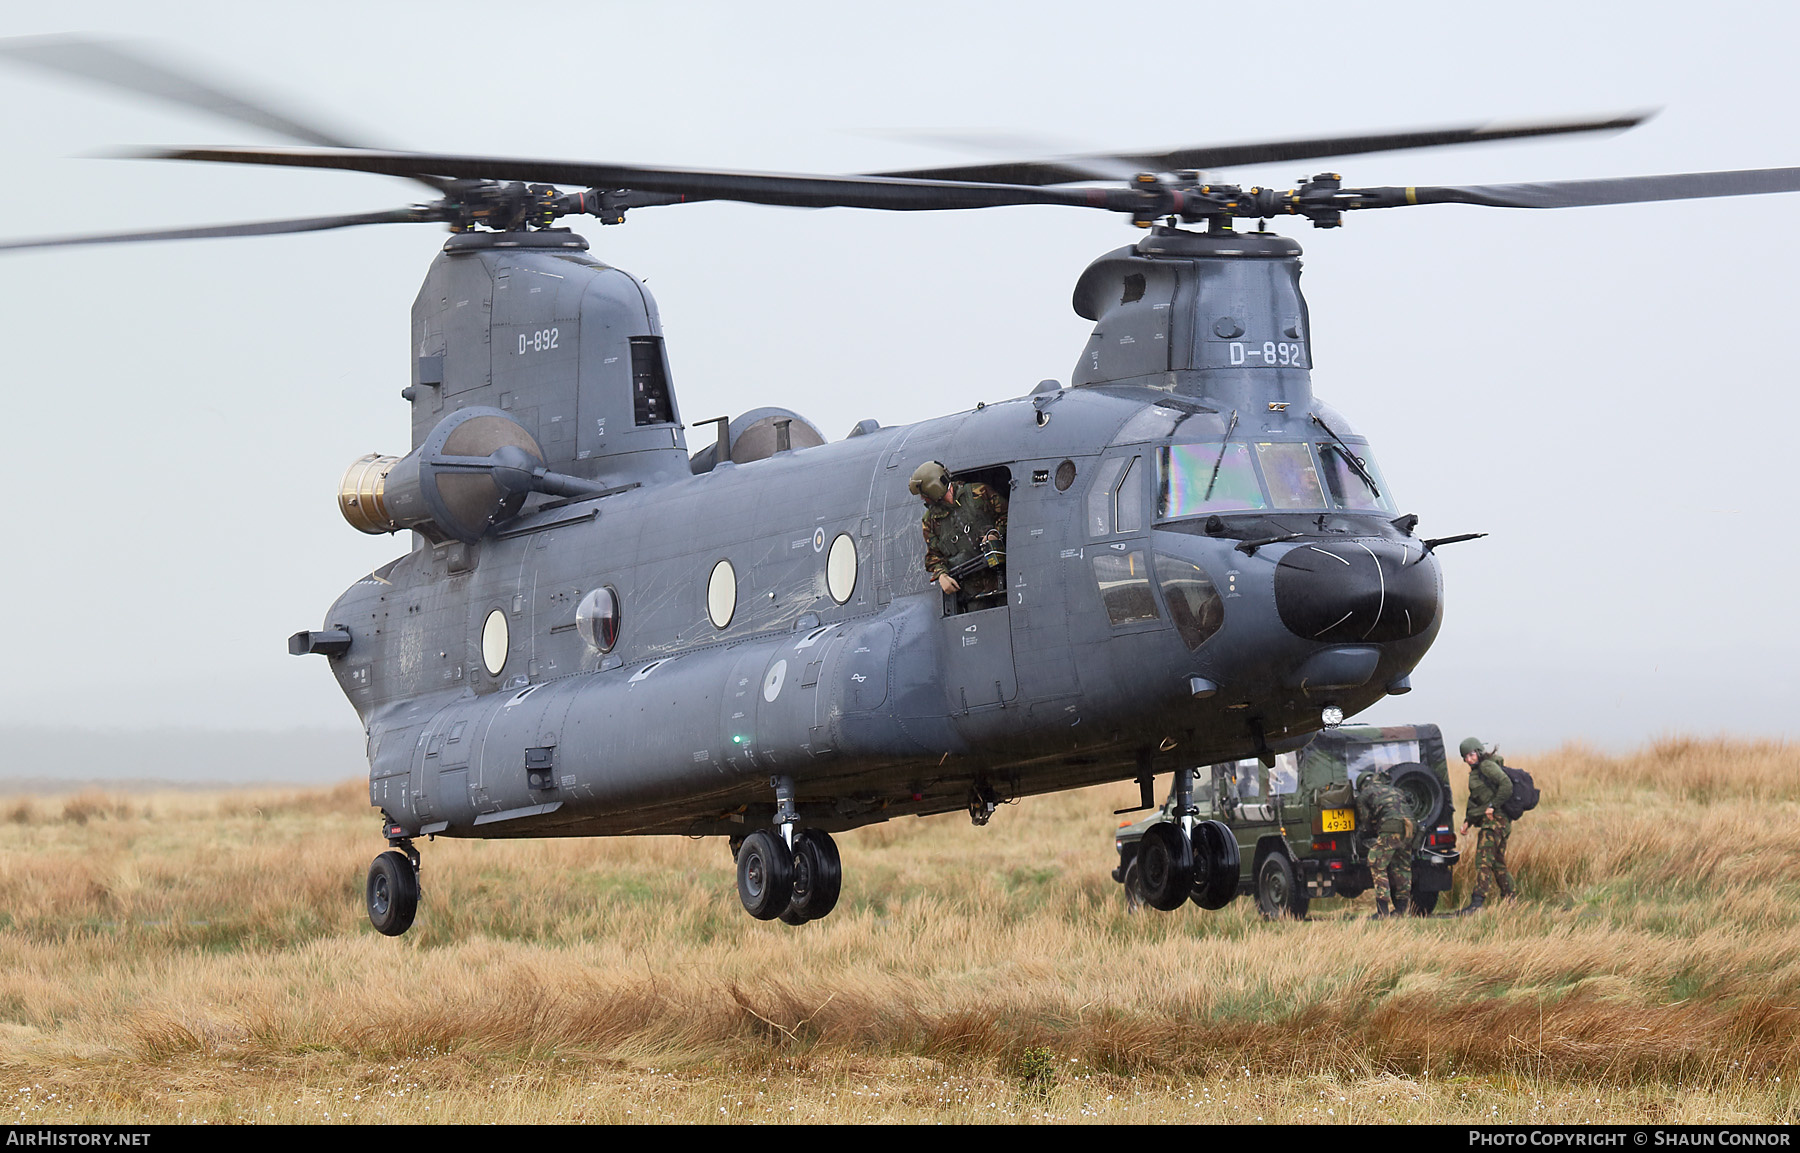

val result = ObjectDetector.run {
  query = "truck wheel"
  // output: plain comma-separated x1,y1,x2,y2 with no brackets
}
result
1121,857,1147,913
1389,762,1447,827
1410,887,1438,915
1191,820,1241,909
1137,823,1196,911
1255,853,1309,921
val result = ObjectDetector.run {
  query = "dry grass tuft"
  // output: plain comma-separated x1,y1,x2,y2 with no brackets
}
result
0,741,1796,1123
60,789,136,826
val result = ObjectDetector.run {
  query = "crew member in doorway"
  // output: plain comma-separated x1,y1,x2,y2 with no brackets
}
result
910,461,1008,608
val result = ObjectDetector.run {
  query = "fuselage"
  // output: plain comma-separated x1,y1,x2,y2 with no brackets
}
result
328,384,1439,839
312,224,1441,841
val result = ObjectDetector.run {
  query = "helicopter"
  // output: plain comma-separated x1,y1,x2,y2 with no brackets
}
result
6,37,1800,935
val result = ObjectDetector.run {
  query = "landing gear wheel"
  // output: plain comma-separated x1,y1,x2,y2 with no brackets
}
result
1136,823,1196,911
1410,887,1439,915
1190,820,1241,909
1255,853,1309,921
736,830,794,920
367,850,418,937
779,829,842,924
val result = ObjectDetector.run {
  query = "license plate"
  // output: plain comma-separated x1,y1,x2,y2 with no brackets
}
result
1320,808,1356,833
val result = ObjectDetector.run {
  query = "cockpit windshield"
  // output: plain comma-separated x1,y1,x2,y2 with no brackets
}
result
1255,442,1326,509
1157,443,1265,517
1157,439,1396,520
1317,441,1392,511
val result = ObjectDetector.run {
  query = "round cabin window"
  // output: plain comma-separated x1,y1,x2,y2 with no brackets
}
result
707,559,737,629
826,534,857,604
480,608,509,676
576,586,621,652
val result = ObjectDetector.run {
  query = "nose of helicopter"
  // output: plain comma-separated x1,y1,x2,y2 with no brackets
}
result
1272,539,1439,644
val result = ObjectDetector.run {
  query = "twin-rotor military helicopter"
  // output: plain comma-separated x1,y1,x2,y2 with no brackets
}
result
7,37,1799,934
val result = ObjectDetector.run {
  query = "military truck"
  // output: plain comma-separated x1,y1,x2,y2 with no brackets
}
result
1113,724,1460,918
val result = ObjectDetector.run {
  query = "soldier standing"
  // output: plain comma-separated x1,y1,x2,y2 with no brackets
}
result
1356,768,1415,919
910,461,1008,606
1458,736,1516,913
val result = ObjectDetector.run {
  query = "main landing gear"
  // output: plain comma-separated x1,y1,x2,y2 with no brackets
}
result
367,835,420,936
1121,766,1240,915
734,775,843,925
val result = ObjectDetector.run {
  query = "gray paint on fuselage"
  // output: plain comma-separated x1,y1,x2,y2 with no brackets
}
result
332,228,1442,840
334,380,1431,838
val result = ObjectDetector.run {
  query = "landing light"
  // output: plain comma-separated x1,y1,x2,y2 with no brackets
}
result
1321,705,1345,727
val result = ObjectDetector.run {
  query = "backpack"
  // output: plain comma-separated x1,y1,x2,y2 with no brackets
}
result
1499,764,1539,820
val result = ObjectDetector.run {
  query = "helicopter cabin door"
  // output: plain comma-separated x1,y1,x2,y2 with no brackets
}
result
938,602,1016,714
932,464,1018,714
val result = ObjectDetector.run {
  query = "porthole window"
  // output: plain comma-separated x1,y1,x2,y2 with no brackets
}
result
575,586,621,652
826,534,857,604
1054,460,1077,491
480,608,509,676
707,559,737,629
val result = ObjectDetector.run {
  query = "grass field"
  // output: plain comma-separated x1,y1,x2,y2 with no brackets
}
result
0,737,1794,1124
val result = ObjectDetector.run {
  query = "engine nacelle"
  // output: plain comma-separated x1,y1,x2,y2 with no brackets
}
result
339,407,543,544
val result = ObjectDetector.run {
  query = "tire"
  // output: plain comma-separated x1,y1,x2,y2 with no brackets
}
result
366,850,418,937
1121,856,1147,913
736,830,794,920
1410,887,1438,915
1255,853,1309,921
1388,762,1447,828
781,829,842,924
1136,823,1196,911
1191,820,1241,909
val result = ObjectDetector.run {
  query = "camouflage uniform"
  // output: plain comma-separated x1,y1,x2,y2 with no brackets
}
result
1356,772,1415,911
922,482,1008,600
1466,753,1516,901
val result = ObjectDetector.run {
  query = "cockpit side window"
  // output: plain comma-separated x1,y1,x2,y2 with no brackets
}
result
1087,457,1127,536
1153,555,1224,650
1115,457,1144,533
1087,454,1144,536
1092,550,1159,626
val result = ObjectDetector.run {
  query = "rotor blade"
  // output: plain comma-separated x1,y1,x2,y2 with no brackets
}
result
0,206,436,253
872,129,1141,182
0,34,450,195
0,34,361,147
1355,166,1800,210
869,112,1653,186
141,146,1124,213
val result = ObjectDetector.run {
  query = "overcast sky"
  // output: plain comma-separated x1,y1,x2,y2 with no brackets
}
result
0,0,1793,761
